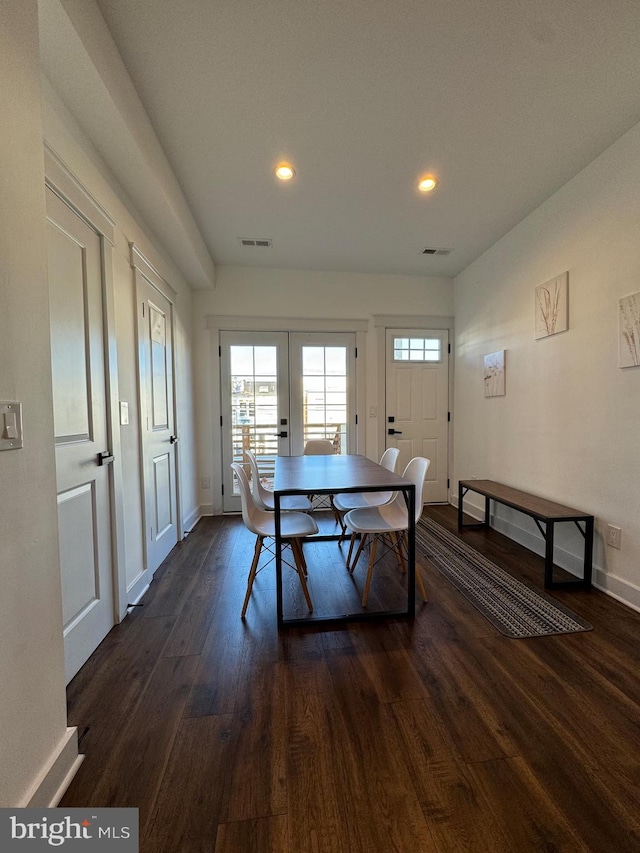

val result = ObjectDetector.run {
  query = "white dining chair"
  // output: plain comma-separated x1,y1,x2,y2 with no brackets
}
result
231,462,318,617
332,447,400,535
303,438,335,455
343,456,430,607
245,449,312,512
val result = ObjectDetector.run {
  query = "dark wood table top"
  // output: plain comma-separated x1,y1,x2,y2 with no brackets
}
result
459,479,593,520
274,454,412,496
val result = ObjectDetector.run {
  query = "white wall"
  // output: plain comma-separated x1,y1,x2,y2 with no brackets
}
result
0,0,73,807
193,265,453,514
453,120,640,610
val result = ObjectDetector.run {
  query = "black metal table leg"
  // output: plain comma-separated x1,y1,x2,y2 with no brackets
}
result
407,485,416,617
275,492,283,627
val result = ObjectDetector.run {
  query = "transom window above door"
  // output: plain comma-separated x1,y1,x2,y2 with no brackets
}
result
393,337,442,362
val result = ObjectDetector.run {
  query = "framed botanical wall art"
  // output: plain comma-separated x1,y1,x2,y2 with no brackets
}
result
535,271,568,339
484,350,505,397
619,290,640,368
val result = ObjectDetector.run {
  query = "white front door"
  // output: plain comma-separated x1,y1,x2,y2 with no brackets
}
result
219,331,356,512
46,187,115,683
385,329,449,503
138,278,178,572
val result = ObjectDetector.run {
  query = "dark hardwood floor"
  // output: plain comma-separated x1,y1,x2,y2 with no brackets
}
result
61,505,640,852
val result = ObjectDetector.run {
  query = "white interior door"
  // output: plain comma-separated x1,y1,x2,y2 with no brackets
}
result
385,329,449,502
138,278,178,572
46,187,115,683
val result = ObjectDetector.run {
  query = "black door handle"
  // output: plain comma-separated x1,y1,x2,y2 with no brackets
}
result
388,429,403,435
170,435,179,444
98,451,114,465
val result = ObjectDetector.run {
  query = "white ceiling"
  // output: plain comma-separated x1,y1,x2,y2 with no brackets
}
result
82,0,640,279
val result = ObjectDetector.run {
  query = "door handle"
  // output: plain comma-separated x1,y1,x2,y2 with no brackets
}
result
98,451,114,465
388,429,403,435
271,431,288,438
169,435,179,444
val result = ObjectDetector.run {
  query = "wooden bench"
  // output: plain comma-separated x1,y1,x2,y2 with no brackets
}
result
458,479,594,589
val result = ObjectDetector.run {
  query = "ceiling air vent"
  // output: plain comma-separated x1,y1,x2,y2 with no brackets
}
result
238,238,273,247
422,247,452,256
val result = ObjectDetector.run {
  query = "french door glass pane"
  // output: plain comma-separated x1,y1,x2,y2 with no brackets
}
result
302,345,347,453
230,345,278,490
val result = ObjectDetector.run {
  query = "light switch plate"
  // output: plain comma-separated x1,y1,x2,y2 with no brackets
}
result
0,401,23,450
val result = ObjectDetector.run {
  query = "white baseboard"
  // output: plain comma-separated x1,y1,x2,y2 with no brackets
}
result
127,582,150,611
450,496,640,614
20,727,83,808
197,503,214,519
183,506,202,533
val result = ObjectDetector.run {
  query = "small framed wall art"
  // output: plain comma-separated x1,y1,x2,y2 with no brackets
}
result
619,290,640,368
535,271,568,339
484,349,505,397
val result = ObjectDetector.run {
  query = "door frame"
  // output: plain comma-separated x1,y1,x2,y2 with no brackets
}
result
207,315,368,514
131,243,182,589
44,144,129,622
374,314,455,503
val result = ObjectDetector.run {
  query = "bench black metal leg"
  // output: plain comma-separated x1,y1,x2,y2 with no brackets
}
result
544,521,555,588
584,517,594,589
458,484,485,530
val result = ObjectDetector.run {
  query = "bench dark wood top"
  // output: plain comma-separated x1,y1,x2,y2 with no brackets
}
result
458,479,594,590
458,479,593,521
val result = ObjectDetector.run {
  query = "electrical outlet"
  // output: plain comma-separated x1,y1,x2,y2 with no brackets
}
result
606,524,622,549
201,477,211,491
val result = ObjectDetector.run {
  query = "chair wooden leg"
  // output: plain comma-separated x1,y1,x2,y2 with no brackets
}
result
394,532,407,573
241,535,263,618
362,535,377,607
291,538,313,612
349,533,369,574
416,563,428,602
395,531,426,600
296,539,308,575
345,532,356,569
330,497,344,532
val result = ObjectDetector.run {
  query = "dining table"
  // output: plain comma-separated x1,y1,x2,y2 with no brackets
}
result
273,453,416,627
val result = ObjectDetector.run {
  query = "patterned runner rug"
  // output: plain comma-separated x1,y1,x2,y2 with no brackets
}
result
416,517,593,638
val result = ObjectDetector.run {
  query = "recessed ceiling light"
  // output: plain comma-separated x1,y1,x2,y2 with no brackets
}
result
275,163,295,181
418,175,438,193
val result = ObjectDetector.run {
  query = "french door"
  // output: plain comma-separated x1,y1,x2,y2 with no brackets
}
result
220,331,356,512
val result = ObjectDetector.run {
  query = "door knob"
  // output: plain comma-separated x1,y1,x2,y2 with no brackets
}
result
388,428,403,435
170,435,179,444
